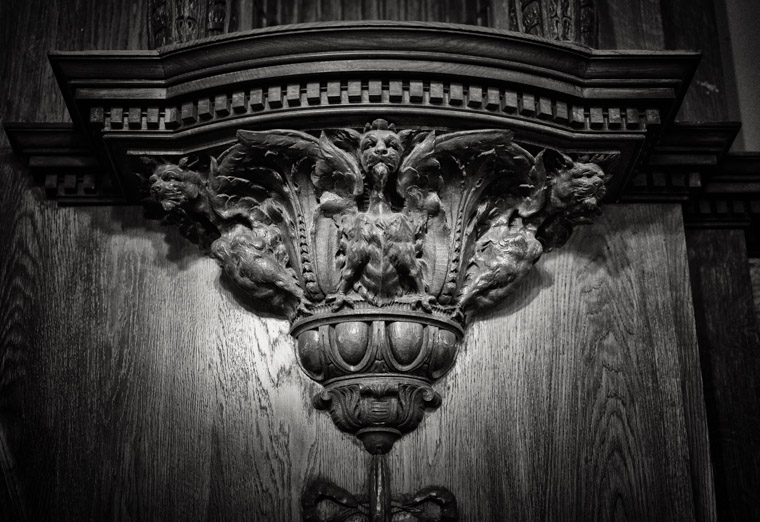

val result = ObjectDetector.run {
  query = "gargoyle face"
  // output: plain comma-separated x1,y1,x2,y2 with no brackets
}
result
149,164,203,211
360,130,402,183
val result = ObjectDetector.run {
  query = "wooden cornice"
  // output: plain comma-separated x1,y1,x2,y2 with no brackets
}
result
5,22,702,213
7,22,756,240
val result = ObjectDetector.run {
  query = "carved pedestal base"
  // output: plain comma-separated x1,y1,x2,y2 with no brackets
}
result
294,308,461,518
313,378,442,454
293,308,461,454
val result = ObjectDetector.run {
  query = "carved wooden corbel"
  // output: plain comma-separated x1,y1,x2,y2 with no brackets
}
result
140,119,609,517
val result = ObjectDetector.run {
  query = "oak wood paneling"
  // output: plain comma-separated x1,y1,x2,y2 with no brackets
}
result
0,0,148,148
0,158,368,520
0,165,716,521
227,0,488,30
0,154,31,521
751,258,760,326
597,0,664,49
687,229,760,521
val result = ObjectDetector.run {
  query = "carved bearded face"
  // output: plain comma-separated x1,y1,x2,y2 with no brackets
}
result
360,130,402,184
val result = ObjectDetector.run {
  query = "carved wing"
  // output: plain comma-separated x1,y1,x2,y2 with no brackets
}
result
222,129,365,305
405,129,539,306
235,128,363,209
393,131,446,295
458,147,610,313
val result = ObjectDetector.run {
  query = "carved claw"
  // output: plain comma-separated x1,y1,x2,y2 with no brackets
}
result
325,293,354,312
398,295,436,312
415,295,436,313
296,301,316,317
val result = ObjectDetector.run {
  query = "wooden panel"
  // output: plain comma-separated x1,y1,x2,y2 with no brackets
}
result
0,157,369,520
660,1,732,121
391,204,714,521
0,169,716,521
751,258,760,326
597,0,664,49
686,229,760,521
595,0,735,122
0,154,31,521
0,1,718,520
229,0,487,30
0,0,148,149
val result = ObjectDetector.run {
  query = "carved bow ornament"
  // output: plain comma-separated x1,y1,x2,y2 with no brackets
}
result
146,119,609,520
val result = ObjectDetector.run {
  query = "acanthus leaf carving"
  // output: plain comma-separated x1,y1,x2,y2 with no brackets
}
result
146,120,611,320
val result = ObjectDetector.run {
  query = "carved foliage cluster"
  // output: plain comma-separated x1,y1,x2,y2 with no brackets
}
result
509,0,597,47
148,0,229,48
146,120,610,322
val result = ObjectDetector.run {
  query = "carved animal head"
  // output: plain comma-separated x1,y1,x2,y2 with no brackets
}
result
360,119,403,186
149,163,204,212
542,150,607,213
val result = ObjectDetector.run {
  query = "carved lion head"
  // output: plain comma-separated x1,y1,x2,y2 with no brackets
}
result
149,163,204,212
542,150,607,212
360,119,403,184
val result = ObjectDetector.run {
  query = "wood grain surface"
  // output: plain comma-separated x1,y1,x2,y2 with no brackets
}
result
750,258,760,326
660,0,733,121
597,0,664,49
0,1,717,520
389,203,714,521
0,156,368,520
0,0,148,148
686,229,760,521
228,0,488,30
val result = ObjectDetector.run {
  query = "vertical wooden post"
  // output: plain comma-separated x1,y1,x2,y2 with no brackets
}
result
686,228,760,521
368,454,391,522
